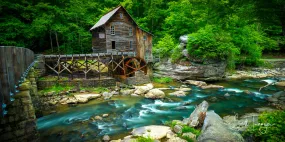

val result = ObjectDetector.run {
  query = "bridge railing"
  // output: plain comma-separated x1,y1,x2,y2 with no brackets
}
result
0,46,35,117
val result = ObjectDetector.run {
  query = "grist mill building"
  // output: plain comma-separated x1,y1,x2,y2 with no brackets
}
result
90,5,153,61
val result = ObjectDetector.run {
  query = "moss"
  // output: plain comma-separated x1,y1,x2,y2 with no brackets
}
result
39,85,73,94
38,76,69,81
81,87,109,93
152,77,173,83
133,136,154,142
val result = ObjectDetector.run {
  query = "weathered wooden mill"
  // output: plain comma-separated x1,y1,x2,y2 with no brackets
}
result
44,5,153,85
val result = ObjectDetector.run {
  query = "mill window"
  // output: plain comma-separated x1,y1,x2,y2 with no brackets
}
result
130,41,133,50
110,26,115,35
120,13,123,19
129,27,133,36
143,35,147,40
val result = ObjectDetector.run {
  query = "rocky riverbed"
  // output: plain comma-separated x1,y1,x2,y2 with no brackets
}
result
36,77,284,141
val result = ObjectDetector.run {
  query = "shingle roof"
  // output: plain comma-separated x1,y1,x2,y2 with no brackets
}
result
90,6,153,36
90,6,121,31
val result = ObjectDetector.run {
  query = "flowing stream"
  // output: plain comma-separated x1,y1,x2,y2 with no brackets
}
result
37,78,283,141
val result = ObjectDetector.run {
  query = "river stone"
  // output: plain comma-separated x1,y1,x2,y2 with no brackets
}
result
103,92,112,100
131,125,171,140
102,114,109,117
243,90,252,95
179,88,192,92
134,86,151,95
201,84,224,89
18,81,31,91
95,116,103,120
188,100,209,127
255,107,276,113
167,136,187,142
224,93,230,97
197,111,244,142
103,135,110,141
276,81,285,87
173,125,183,134
120,89,135,96
74,94,101,103
169,91,186,97
185,80,207,87
145,89,165,99
166,131,176,139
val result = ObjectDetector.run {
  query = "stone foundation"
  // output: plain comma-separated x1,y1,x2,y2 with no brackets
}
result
125,71,151,85
37,78,116,90
0,69,39,142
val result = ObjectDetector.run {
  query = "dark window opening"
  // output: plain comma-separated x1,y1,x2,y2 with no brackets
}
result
112,41,116,49
130,41,133,50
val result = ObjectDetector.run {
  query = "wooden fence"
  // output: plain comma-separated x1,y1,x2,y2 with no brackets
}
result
0,46,35,117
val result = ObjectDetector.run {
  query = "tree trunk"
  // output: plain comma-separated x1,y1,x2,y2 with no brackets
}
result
55,32,60,53
49,31,53,52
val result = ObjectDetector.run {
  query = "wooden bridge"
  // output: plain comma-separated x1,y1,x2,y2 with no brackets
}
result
43,51,149,80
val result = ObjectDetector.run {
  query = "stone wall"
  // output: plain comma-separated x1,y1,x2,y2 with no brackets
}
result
125,70,151,85
0,68,39,142
37,78,116,90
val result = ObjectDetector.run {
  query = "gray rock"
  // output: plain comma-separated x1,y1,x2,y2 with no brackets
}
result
179,35,188,43
272,91,285,98
173,125,183,134
145,89,165,99
198,111,244,142
132,125,171,140
167,136,187,142
103,92,112,100
120,89,135,96
267,96,278,102
224,93,230,97
188,101,209,127
154,60,226,81
103,135,110,141
182,132,196,140
169,91,186,97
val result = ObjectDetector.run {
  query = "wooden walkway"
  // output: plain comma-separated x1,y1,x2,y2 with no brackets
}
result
43,51,148,80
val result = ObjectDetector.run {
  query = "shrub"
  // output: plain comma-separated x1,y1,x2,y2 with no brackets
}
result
171,45,183,62
243,110,285,142
152,77,173,83
153,34,176,58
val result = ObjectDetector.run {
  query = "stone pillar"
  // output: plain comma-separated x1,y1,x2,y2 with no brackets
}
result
0,70,39,141
33,54,46,78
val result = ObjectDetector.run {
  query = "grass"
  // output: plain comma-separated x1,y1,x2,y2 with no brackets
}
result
81,87,109,93
39,85,73,94
152,77,173,83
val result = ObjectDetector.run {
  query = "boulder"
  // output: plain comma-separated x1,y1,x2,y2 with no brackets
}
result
188,101,209,127
169,91,186,97
103,92,112,100
145,89,165,99
179,35,188,43
201,84,224,89
94,115,103,120
197,111,244,142
185,80,207,87
166,131,176,139
267,96,278,102
173,125,183,134
132,125,171,140
18,81,31,91
134,86,151,95
224,93,230,97
120,89,135,96
272,91,285,98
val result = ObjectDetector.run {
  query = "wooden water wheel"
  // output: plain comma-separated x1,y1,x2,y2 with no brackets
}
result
124,57,147,77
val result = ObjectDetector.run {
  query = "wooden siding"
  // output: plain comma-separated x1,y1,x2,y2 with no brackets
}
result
0,46,34,116
92,27,106,53
136,28,153,60
105,8,137,52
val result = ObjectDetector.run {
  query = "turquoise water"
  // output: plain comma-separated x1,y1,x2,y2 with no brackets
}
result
37,78,283,141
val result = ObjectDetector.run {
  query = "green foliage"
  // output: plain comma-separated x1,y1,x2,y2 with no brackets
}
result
181,125,201,136
153,34,176,58
134,136,154,142
39,85,73,94
171,46,183,62
152,77,173,83
164,120,177,129
243,110,285,142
